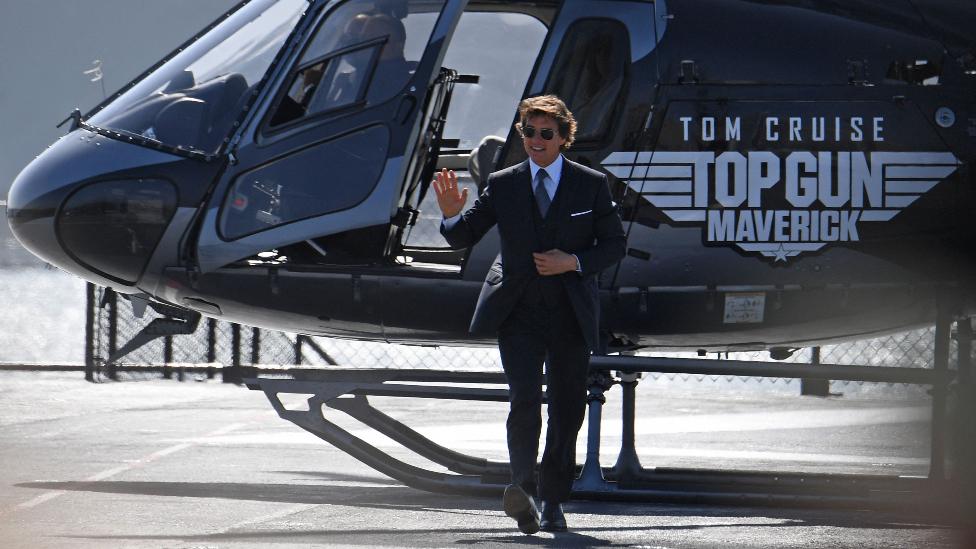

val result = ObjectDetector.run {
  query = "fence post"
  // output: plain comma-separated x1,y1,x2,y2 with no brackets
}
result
224,323,242,384
206,318,217,379
294,335,304,366
251,327,261,366
959,317,972,385
953,318,976,540
84,283,96,382
801,347,829,396
163,336,173,380
930,289,951,480
107,288,118,381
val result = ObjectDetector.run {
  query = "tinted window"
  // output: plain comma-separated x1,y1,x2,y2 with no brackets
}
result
545,19,629,143
220,125,390,239
57,179,177,284
269,0,444,127
87,0,307,153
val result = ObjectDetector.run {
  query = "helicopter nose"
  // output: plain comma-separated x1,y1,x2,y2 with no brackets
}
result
7,131,180,286
6,153,72,270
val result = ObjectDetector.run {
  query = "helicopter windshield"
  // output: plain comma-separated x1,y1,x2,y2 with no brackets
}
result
86,0,308,155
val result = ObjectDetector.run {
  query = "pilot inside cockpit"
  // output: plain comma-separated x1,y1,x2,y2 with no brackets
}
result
270,3,416,127
365,13,414,102
308,12,413,110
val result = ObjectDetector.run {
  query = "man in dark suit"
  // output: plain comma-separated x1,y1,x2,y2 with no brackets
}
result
433,95,626,534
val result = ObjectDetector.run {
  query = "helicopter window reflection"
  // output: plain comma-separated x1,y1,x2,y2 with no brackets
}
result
400,9,549,254
270,43,382,126
544,19,629,144
439,12,548,151
220,125,389,240
268,0,442,127
306,47,377,111
57,179,177,284
86,0,307,154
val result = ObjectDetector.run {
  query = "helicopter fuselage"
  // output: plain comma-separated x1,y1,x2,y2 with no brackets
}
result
7,0,976,353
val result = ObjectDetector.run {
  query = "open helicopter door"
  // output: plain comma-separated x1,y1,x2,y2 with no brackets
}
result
492,0,665,287
194,0,467,273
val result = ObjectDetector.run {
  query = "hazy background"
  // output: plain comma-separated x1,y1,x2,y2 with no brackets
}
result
0,1,237,360
0,0,237,261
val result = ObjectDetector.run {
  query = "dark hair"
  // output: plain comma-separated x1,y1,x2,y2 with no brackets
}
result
515,95,577,151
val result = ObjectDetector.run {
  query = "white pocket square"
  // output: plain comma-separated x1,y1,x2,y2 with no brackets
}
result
570,209,592,217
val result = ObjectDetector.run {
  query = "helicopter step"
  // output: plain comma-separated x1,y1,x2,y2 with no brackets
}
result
245,318,965,510
95,291,202,380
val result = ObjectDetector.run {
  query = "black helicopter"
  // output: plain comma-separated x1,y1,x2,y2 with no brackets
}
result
7,0,976,355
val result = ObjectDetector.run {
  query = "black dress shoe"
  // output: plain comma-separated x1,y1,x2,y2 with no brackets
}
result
503,485,540,535
540,501,567,532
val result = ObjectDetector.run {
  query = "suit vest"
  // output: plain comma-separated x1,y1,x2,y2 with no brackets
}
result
524,181,570,309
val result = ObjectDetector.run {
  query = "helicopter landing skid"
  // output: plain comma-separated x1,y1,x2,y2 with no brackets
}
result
247,369,511,495
245,322,964,511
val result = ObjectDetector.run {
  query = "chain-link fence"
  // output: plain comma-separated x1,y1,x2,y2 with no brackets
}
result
81,282,976,510
634,327,954,398
85,284,503,381
85,282,973,396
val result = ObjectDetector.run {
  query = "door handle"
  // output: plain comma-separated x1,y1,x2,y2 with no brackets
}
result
395,95,417,124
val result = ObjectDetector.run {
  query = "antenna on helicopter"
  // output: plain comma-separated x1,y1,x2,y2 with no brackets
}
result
83,59,107,99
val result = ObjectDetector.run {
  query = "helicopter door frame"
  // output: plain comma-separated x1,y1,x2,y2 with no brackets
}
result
601,0,668,292
192,0,469,274
469,0,663,283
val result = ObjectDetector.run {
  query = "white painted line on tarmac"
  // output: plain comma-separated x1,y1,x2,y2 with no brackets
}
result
169,406,929,470
16,491,63,510
221,503,318,534
395,405,929,441
637,447,928,466
208,422,252,437
625,406,930,435
184,406,927,446
184,431,364,445
187,427,925,467
11,422,250,512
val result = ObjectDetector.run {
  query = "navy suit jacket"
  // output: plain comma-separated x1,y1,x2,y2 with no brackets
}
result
441,158,626,351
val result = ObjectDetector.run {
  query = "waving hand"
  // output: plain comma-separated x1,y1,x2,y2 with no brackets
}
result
432,168,469,219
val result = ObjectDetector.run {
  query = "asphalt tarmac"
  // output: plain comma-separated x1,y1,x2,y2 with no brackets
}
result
0,370,969,548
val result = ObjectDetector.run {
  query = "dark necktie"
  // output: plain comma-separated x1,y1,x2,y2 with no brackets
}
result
534,168,551,218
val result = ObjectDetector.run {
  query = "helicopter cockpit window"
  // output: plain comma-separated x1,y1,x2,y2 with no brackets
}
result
86,0,307,154
544,19,629,144
268,0,443,128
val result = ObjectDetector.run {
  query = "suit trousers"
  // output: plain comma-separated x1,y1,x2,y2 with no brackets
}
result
497,281,590,503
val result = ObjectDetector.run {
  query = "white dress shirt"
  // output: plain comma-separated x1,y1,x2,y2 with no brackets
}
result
443,155,565,229
528,154,564,203
442,154,580,273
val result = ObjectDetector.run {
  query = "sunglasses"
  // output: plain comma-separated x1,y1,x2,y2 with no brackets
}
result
521,126,556,140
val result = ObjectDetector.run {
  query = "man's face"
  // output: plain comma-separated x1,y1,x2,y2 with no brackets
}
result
521,115,565,168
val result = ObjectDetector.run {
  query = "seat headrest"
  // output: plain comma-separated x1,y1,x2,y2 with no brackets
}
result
467,135,505,188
